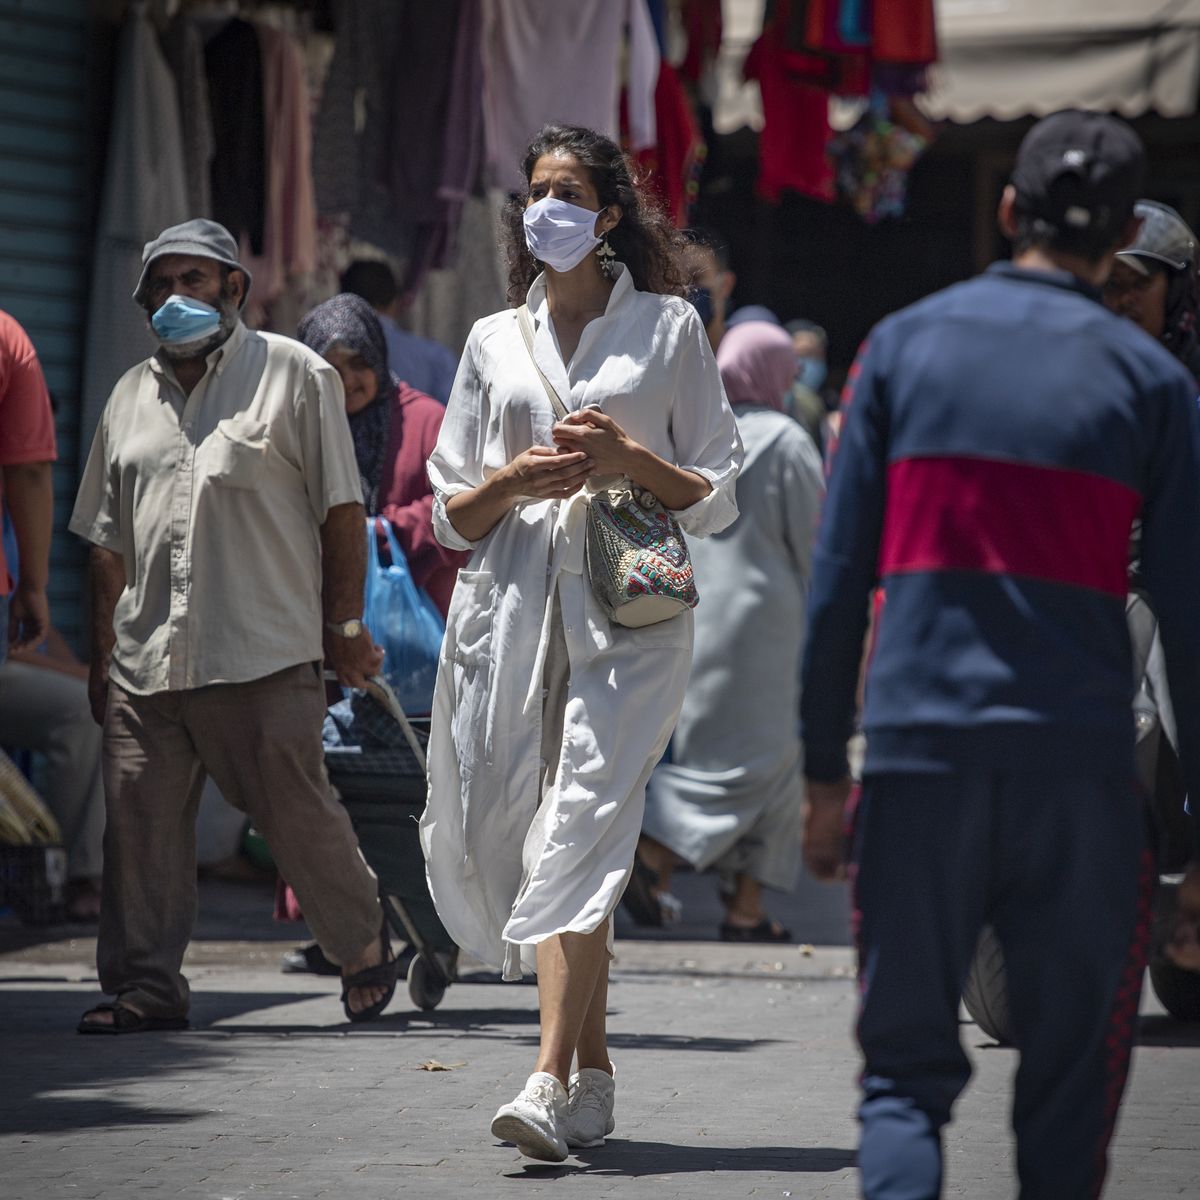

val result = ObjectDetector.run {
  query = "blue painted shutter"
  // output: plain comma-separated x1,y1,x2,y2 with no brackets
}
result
0,0,89,645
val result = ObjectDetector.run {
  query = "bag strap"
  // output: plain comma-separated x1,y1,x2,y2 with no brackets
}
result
516,304,570,422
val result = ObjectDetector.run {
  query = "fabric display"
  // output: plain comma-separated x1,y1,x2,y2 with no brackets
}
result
482,0,659,195
80,2,190,450
80,2,322,453
313,0,485,298
746,0,938,213
828,94,929,224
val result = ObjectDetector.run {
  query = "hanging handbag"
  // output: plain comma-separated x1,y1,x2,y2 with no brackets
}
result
516,305,698,628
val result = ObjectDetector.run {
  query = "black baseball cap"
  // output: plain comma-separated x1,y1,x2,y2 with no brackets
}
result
1011,110,1145,240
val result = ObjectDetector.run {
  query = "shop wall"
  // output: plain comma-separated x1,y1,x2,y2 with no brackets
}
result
0,0,91,647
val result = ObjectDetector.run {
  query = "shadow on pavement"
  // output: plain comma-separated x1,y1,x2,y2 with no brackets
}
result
1137,1014,1200,1046
0,1014,210,1135
506,1141,856,1178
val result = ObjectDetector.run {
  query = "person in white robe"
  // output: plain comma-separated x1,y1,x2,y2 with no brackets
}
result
420,124,741,1162
640,320,825,941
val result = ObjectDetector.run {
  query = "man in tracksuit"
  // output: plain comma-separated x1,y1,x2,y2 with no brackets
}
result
800,111,1200,1199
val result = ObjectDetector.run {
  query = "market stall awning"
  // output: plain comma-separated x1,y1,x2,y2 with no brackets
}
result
921,0,1200,122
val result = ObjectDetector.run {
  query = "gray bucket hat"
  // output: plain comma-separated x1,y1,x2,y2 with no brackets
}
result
132,218,253,307
1116,200,1197,276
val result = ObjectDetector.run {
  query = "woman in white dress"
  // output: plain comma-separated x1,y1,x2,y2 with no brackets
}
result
639,320,826,940
420,124,741,1161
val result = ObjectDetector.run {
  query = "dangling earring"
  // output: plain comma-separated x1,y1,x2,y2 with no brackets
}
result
597,233,617,279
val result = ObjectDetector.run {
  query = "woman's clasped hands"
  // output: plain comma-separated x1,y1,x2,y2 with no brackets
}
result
504,408,636,503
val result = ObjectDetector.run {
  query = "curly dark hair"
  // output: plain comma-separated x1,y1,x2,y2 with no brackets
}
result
502,124,691,306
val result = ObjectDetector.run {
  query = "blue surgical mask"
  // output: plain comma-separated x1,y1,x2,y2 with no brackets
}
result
151,294,222,345
795,356,827,394
689,286,714,327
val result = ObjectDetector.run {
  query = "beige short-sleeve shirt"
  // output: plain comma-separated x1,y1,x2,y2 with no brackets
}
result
70,322,362,695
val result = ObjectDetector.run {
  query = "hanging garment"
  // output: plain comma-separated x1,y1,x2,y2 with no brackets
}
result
643,406,824,891
743,34,835,204
405,191,507,359
80,5,189,453
679,0,722,88
420,266,742,978
205,18,266,255
241,22,318,309
160,15,214,217
633,61,705,227
482,0,658,194
312,0,481,274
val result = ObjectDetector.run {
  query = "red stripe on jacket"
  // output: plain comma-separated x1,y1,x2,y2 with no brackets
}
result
879,456,1141,597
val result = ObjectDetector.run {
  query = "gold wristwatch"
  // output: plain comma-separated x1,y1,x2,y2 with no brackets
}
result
326,618,364,639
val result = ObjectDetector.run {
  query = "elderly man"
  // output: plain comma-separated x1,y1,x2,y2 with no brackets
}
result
71,219,395,1033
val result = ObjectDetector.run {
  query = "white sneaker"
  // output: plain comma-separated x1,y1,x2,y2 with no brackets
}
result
490,1072,569,1162
563,1064,616,1148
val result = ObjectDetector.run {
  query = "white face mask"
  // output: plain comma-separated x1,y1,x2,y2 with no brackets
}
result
522,196,604,273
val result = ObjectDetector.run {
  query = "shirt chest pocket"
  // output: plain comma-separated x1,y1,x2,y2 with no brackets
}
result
209,417,269,489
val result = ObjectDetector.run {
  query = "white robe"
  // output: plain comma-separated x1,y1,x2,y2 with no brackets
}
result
643,407,825,892
420,267,742,978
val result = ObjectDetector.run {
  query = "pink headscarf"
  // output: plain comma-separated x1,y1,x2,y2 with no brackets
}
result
715,320,797,412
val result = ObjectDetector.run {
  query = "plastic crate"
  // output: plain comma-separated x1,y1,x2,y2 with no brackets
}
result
0,844,67,925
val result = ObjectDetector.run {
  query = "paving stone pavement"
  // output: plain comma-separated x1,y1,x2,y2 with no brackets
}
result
1,876,1197,1199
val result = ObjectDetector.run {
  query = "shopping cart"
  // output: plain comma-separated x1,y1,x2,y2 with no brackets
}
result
322,676,457,1011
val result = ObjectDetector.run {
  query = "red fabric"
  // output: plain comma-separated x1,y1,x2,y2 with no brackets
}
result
874,0,937,65
0,310,56,594
879,456,1141,597
679,0,722,86
378,382,468,617
743,34,834,204
634,62,705,226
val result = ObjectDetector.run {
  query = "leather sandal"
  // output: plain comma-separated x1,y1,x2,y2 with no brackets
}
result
77,1002,189,1035
718,917,793,944
340,926,399,1023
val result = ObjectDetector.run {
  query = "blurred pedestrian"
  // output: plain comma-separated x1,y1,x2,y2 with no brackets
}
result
71,219,397,1034
275,292,467,977
339,259,459,404
421,124,741,1162
682,227,735,351
1102,199,1200,384
0,309,55,663
784,317,830,446
0,625,105,920
298,292,466,613
640,320,824,940
801,111,1200,1199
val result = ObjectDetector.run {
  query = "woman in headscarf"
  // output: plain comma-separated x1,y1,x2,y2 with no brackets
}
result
278,293,465,980
297,292,465,614
638,320,826,941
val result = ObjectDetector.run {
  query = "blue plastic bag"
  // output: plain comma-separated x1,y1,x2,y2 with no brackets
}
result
362,518,444,715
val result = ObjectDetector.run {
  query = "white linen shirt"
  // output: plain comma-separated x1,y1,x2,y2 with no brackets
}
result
420,267,743,975
70,322,362,695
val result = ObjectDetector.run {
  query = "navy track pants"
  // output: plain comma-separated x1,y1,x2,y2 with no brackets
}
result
851,769,1153,1200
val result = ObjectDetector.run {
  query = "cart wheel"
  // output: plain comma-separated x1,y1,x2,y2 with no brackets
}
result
407,952,448,1011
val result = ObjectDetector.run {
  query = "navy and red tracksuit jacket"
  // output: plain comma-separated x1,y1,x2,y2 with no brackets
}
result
801,262,1200,854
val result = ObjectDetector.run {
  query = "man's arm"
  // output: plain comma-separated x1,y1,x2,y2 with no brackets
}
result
4,459,53,650
799,336,891,878
320,501,384,690
87,545,124,724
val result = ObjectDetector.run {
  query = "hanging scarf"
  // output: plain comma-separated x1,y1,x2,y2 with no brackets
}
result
298,292,398,513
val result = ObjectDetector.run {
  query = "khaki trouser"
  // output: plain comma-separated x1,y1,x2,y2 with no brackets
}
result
99,662,381,1018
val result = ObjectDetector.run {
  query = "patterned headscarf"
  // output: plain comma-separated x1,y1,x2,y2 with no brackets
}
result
716,320,797,412
298,293,396,513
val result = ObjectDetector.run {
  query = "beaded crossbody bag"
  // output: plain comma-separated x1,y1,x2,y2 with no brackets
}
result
516,305,699,627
